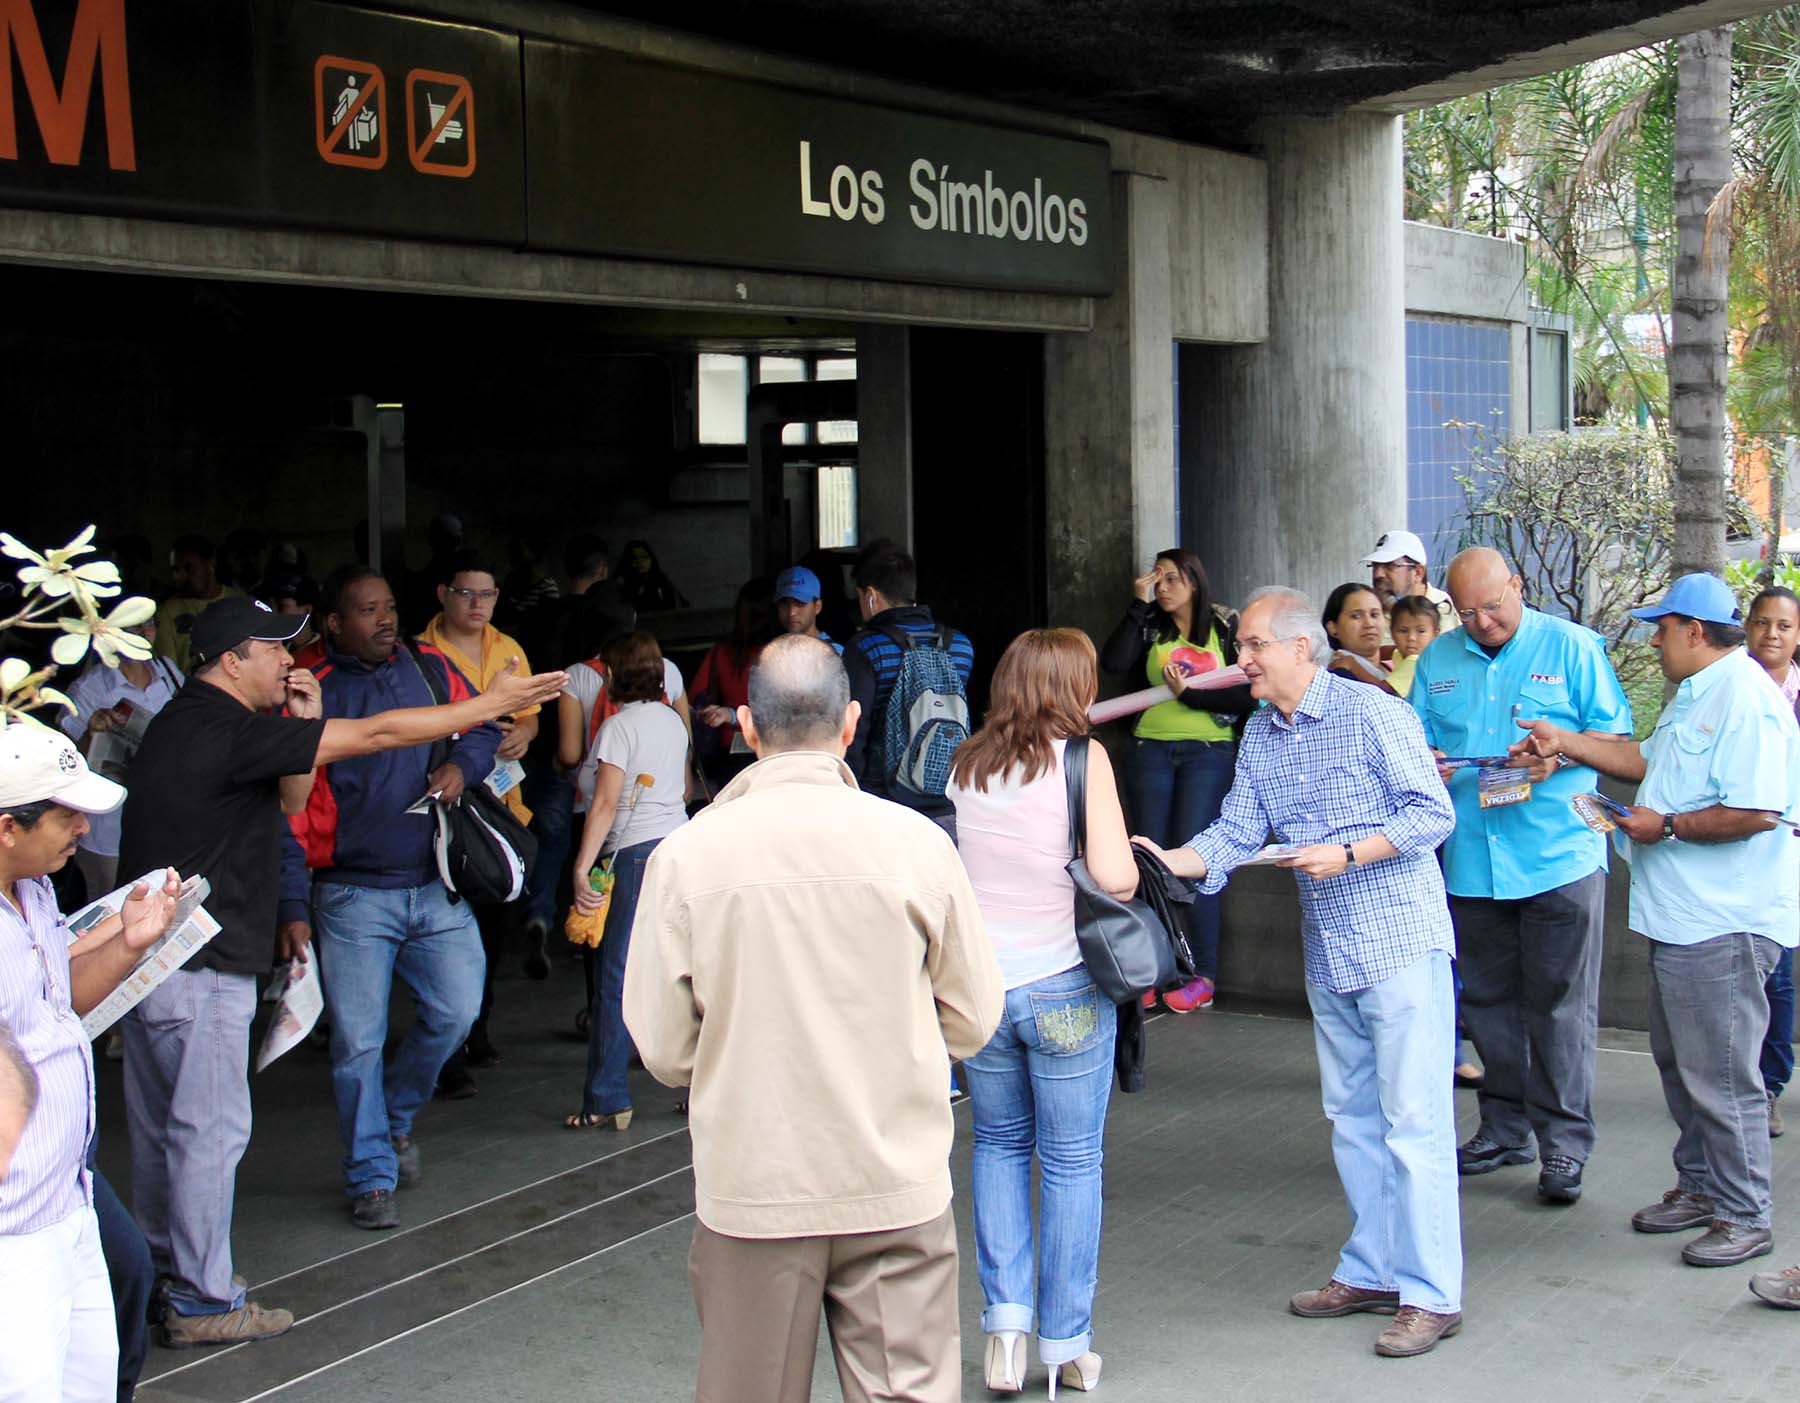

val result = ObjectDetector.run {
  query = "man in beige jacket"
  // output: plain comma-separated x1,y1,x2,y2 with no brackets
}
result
623,634,1004,1403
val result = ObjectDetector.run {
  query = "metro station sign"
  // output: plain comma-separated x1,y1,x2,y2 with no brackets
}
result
0,0,1112,297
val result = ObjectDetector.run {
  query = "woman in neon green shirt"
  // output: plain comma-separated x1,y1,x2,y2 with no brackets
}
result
1100,549,1255,1011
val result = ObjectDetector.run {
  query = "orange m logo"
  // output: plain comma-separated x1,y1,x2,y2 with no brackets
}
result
0,0,135,170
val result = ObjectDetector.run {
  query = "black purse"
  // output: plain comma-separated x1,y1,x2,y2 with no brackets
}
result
1063,735,1187,1003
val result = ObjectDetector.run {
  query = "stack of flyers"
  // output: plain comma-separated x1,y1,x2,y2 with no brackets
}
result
77,872,221,1039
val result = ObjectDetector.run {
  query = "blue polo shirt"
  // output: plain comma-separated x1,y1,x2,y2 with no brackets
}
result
1411,606,1633,900
1629,648,1800,947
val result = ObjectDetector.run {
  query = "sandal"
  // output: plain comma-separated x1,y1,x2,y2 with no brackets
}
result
564,1108,633,1131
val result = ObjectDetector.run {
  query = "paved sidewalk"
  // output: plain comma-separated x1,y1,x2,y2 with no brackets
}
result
99,958,1800,1403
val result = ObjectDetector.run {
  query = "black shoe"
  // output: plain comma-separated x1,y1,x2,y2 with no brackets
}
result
1457,1132,1535,1176
462,1034,499,1069
350,1189,400,1231
434,1063,477,1100
523,919,551,981
1537,1153,1583,1204
392,1135,421,1188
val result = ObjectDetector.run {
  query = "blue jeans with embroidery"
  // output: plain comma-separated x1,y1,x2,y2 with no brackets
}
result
963,964,1116,1365
1129,737,1234,979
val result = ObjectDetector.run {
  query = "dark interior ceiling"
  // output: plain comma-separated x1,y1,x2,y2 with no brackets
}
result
557,1,1723,141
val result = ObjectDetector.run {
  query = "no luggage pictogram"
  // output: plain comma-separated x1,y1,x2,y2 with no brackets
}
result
406,69,476,177
316,55,387,170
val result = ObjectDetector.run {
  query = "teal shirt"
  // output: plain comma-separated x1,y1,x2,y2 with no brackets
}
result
1629,648,1800,947
1411,606,1633,899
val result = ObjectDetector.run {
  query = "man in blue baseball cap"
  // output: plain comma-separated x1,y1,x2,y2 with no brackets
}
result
773,566,842,655
1513,572,1800,1272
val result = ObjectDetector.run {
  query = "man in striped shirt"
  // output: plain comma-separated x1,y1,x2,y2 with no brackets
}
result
1136,586,1463,1358
0,722,180,1403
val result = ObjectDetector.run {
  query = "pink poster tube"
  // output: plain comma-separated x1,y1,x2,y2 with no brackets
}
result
1088,665,1248,725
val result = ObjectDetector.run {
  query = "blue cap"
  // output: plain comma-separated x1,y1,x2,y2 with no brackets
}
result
1629,572,1742,626
774,566,822,603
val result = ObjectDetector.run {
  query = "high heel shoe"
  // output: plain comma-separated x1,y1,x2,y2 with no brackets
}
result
984,1330,1027,1394
1048,1352,1101,1397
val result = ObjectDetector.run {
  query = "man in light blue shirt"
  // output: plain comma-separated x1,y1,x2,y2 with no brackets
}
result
1411,548,1633,1205
1514,573,1800,1271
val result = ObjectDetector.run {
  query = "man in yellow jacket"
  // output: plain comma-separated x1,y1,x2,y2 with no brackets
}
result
624,634,1003,1403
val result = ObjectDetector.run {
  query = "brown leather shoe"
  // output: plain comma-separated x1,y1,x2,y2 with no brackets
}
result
1375,1306,1462,1357
1631,1189,1716,1234
1289,1280,1401,1317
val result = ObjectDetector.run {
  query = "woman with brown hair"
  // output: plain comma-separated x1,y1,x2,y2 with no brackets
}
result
566,631,690,1130
948,629,1137,1397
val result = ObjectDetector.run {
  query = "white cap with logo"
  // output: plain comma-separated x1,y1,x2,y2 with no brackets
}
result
1362,529,1429,566
0,719,126,814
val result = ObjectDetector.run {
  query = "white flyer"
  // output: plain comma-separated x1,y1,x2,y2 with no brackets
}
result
255,955,325,1072
76,871,221,1039
1235,844,1302,868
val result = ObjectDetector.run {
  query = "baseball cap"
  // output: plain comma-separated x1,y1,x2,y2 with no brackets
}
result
185,596,309,667
774,566,822,603
1362,530,1429,566
0,720,125,814
1629,573,1742,626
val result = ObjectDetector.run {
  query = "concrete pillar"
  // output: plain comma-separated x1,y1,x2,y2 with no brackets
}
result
1182,113,1406,608
1043,172,1175,642
856,323,913,550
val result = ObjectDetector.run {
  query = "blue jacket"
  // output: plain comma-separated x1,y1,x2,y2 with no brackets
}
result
280,642,498,912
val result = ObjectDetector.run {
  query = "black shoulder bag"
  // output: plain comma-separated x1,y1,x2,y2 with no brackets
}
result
1064,735,1189,1004
401,640,538,905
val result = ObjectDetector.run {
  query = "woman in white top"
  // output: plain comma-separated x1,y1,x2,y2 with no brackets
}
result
566,631,690,1131
1322,582,1397,693
948,629,1138,1397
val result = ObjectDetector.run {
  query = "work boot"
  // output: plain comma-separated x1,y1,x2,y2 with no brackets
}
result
1537,1153,1583,1205
1749,1263,1800,1308
1289,1280,1400,1317
1682,1221,1773,1268
351,1189,401,1231
1770,1091,1785,1139
1631,1189,1715,1234
1374,1307,1462,1358
162,1301,294,1349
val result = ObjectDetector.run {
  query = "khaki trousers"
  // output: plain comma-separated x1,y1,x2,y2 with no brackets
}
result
688,1206,960,1403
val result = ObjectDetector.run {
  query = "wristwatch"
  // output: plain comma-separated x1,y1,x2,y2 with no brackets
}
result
1553,752,1574,770
1661,812,1677,841
1343,843,1357,866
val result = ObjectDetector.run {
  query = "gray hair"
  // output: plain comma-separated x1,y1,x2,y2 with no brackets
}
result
746,635,852,751
1243,586,1331,664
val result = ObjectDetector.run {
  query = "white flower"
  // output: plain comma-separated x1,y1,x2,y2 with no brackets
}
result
1,526,119,600
0,657,29,695
51,595,155,668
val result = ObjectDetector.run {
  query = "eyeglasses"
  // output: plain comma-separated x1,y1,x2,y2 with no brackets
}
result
1455,585,1515,623
446,587,499,603
1238,636,1298,655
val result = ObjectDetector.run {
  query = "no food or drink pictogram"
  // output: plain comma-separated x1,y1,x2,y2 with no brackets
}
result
406,69,476,177
316,55,387,169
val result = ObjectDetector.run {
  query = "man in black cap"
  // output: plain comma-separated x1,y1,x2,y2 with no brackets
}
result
117,596,565,1347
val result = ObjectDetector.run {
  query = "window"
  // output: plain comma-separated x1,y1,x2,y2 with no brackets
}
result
758,356,809,445
818,465,857,549
1531,329,1569,432
697,353,747,445
815,357,859,445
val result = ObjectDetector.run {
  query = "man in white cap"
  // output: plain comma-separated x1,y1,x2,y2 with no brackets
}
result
1364,530,1457,634
0,721,182,1403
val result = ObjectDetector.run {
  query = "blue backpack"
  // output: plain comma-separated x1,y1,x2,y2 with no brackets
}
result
876,624,971,797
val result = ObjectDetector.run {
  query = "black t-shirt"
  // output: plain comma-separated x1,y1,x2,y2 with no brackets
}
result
117,680,326,976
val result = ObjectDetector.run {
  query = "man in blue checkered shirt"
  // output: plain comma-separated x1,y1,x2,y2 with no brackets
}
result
1138,586,1461,1359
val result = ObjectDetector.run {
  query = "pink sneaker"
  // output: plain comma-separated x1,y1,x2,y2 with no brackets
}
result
1163,976,1215,1013
1141,991,1159,1010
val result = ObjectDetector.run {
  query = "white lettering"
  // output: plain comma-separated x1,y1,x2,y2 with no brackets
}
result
1043,193,1067,243
861,168,885,224
1068,197,1088,246
799,140,829,218
1010,189,1033,241
983,170,1007,240
945,178,981,235
830,164,858,220
908,158,937,229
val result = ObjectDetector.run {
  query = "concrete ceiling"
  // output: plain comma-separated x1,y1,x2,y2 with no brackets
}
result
556,0,1787,140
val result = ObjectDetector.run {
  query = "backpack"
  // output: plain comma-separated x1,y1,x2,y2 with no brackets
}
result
875,624,970,797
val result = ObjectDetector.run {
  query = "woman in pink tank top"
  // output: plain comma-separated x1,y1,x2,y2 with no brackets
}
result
948,629,1138,1397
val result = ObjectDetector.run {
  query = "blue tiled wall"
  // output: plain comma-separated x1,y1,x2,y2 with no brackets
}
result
1406,318,1510,564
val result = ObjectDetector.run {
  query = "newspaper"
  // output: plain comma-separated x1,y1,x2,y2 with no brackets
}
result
255,955,324,1072
76,871,221,1039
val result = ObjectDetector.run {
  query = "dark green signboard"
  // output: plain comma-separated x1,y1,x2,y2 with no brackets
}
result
524,42,1113,295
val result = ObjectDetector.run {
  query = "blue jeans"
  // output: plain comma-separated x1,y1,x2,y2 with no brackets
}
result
1129,738,1233,979
524,769,576,929
1763,946,1795,1098
1306,949,1462,1313
582,839,662,1116
315,881,485,1196
963,965,1116,1366
91,1168,151,1403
